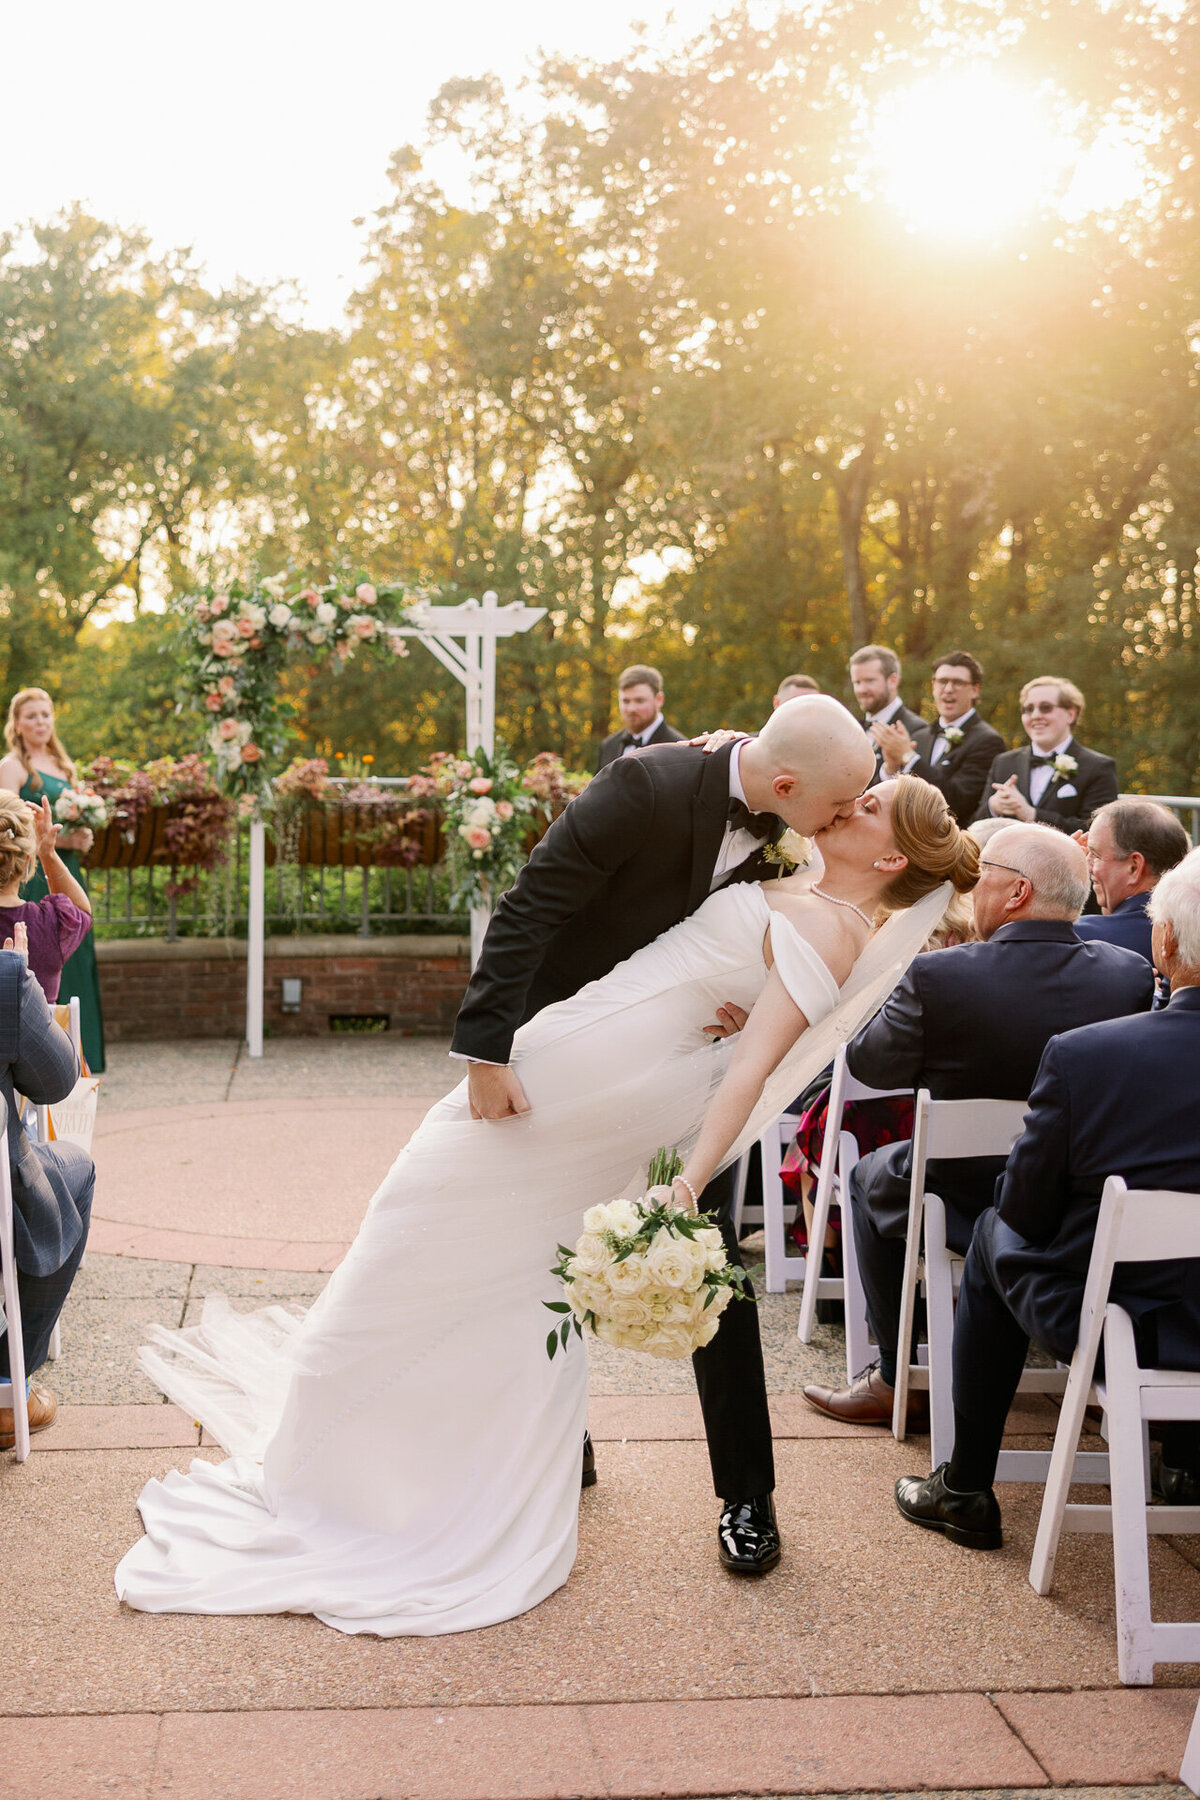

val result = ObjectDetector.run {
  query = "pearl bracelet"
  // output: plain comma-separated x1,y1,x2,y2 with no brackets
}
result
673,1175,700,1212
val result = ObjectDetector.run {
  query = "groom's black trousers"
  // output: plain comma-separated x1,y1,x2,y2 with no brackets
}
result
692,1164,776,1499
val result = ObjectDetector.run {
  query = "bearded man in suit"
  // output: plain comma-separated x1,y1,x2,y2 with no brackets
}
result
974,675,1118,832
873,651,1005,828
848,645,924,789
452,697,876,1574
596,664,686,770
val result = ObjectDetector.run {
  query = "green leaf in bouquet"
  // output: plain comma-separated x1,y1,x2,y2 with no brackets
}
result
543,1301,571,1314
546,1328,560,1361
560,1319,570,1349
703,1286,718,1308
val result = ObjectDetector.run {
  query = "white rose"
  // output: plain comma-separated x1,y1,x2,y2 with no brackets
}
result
606,1253,649,1296
645,1320,696,1359
693,1313,721,1349
467,798,497,826
571,1233,614,1278
307,626,329,645
268,603,293,629
582,1205,609,1235
606,1296,652,1328
261,574,286,598
315,600,338,624
238,601,267,629
644,1229,699,1291
602,1199,641,1238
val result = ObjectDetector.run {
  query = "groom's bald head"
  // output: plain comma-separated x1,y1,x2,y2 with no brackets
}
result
743,696,875,836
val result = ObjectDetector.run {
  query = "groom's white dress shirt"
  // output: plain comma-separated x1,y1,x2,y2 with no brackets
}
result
710,739,770,890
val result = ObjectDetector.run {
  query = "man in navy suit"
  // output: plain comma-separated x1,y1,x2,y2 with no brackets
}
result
0,944,94,1449
803,824,1153,1431
895,847,1200,1547
974,675,1118,833
1074,798,1191,966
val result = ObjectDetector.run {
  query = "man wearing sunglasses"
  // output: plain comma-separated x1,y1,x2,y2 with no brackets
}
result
974,676,1118,832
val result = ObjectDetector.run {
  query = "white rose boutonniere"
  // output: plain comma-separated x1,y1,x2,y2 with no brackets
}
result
1052,752,1078,778
942,726,964,747
762,827,814,873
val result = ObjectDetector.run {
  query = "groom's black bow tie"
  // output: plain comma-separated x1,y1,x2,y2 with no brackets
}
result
727,798,775,840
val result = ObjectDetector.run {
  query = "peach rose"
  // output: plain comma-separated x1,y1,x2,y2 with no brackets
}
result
205,693,223,711
468,777,493,795
462,825,491,850
209,594,230,615
217,717,242,741
355,583,376,605
241,743,263,763
389,637,409,657
236,618,256,637
217,676,236,696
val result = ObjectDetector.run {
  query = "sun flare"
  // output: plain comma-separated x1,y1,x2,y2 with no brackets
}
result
871,68,1068,238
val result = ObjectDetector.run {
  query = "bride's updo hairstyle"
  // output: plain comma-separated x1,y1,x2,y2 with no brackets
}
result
881,775,980,910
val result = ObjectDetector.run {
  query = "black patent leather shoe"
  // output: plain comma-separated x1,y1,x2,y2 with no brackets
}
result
582,1431,597,1490
1153,1457,1200,1506
894,1464,1002,1549
718,1493,781,1574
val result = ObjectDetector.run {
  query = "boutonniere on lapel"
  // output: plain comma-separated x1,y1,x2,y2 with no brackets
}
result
762,828,814,873
1051,753,1078,779
942,726,964,747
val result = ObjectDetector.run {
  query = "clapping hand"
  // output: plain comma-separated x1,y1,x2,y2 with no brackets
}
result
2,921,29,962
988,775,1035,821
871,718,915,774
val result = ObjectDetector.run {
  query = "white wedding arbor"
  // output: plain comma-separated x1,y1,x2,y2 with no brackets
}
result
244,590,546,1058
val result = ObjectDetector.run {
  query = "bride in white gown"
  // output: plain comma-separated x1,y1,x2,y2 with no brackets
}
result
115,776,978,1636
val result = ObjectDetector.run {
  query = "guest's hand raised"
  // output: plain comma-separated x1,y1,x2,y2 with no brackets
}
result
2,921,29,962
29,796,61,856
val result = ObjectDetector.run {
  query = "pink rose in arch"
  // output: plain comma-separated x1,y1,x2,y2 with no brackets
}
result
236,618,256,637
463,825,491,850
217,675,236,696
355,583,376,605
217,717,242,741
389,637,409,657
468,777,493,794
209,595,230,616
241,743,263,763
298,588,321,609
205,693,223,711
248,636,263,649
495,800,514,820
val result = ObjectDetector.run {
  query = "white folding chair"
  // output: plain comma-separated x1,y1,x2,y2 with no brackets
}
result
1029,1176,1200,1685
0,1092,30,1461
33,998,84,1365
797,1045,910,1349
1181,1694,1200,1794
892,1092,1031,1462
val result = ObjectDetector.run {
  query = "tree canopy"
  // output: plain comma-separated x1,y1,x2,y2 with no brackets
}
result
4,0,1198,789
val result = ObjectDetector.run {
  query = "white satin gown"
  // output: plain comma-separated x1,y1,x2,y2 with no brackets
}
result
115,880,944,1636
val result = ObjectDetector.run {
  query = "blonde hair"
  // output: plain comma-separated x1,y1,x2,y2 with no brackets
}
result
883,774,981,910
1020,674,1085,719
0,790,36,889
4,688,76,788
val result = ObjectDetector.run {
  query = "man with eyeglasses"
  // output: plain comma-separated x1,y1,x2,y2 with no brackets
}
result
875,651,1004,827
803,824,1153,1434
974,675,1118,832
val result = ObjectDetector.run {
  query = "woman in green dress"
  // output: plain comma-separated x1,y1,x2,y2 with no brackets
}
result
0,687,105,1071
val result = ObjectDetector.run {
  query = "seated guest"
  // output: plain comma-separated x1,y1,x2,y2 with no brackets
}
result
1074,798,1191,965
596,664,685,769
0,934,94,1448
975,675,1117,832
0,791,93,1006
774,673,821,705
895,847,1200,1545
849,645,924,788
877,652,1004,827
803,825,1153,1430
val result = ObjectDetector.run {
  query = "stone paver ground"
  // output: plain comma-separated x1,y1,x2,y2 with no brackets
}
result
2,1035,1197,1799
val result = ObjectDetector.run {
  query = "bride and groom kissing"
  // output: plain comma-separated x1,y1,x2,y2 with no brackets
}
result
117,696,979,1636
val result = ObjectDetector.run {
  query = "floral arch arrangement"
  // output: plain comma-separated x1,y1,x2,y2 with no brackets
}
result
174,575,414,803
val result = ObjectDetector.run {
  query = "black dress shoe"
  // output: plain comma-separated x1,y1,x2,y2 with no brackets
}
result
894,1463,1002,1550
1153,1458,1200,1506
717,1493,781,1574
581,1431,596,1490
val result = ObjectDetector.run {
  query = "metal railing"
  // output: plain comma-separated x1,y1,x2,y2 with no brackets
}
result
85,786,1200,942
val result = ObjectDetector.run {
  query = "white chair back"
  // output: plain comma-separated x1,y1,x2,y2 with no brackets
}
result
0,1091,30,1461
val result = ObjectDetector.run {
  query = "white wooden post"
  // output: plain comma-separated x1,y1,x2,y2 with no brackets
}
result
242,590,546,1049
246,816,266,1058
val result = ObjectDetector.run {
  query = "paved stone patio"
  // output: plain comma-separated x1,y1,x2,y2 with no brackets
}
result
2,1035,1197,1798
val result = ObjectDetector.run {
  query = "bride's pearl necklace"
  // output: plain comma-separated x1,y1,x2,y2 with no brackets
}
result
810,883,873,928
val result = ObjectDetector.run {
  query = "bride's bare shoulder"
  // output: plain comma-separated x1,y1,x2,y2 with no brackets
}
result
762,892,860,986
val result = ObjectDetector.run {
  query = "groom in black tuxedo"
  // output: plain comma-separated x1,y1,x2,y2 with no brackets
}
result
452,697,876,1574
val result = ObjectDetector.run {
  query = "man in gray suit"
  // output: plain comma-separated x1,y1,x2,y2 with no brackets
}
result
1,942,94,1448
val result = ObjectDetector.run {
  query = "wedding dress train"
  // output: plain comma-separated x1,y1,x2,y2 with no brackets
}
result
115,880,944,1636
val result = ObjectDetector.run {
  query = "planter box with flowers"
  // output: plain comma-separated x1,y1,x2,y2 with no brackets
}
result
78,756,237,896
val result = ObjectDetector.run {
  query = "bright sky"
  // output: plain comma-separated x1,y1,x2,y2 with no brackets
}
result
3,1,717,326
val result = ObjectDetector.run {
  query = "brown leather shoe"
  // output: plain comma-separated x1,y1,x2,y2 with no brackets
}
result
803,1361,929,1431
0,1385,58,1450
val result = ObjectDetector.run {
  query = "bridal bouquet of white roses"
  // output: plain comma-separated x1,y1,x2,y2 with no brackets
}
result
52,787,109,831
545,1150,752,1361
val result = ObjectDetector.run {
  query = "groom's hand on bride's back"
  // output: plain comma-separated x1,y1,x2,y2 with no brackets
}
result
467,1061,532,1120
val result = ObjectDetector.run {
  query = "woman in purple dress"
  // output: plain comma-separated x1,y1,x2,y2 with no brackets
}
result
0,791,93,1009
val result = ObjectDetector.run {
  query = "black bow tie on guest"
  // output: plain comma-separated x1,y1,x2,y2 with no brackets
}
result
726,798,775,840
619,729,640,747
1030,753,1057,767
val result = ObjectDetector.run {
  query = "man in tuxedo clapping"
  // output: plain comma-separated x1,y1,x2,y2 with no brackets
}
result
974,675,1118,833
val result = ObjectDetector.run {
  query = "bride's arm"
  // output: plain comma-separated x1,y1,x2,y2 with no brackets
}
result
672,965,813,1208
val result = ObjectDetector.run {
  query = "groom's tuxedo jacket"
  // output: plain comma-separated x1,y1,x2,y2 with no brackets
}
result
451,741,777,1066
971,736,1118,832
908,712,1005,827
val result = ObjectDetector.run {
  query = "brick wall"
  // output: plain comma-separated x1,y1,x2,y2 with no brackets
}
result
97,935,471,1040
